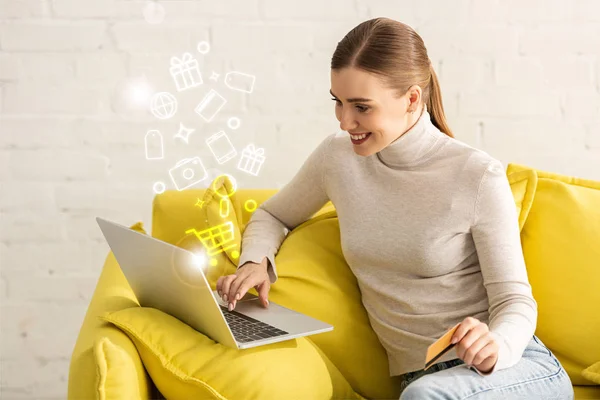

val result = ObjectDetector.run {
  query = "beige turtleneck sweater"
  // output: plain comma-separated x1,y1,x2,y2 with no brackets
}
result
236,106,538,377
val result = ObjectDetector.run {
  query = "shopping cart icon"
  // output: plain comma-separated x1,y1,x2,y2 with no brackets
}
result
185,222,239,266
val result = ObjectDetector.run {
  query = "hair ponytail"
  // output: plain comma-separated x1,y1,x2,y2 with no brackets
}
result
427,63,454,138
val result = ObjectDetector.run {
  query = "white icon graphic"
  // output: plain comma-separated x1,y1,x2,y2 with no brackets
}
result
195,89,227,122
174,122,195,143
153,181,166,194
238,144,265,176
143,1,165,24
206,131,237,164
145,130,164,159
227,117,241,130
209,71,220,81
197,41,210,55
150,92,177,119
224,71,256,94
170,53,203,92
169,157,208,191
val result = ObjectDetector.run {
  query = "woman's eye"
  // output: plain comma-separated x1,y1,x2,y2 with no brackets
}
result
331,98,369,113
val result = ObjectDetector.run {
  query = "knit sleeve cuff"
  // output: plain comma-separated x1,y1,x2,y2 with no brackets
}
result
236,244,278,284
469,332,508,376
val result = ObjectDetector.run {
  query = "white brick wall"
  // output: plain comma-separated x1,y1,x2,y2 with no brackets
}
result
1,0,599,398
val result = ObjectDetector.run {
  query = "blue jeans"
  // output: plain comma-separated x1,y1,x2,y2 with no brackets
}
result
399,334,574,399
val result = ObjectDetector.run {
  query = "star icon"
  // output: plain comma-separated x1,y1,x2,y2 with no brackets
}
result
174,122,195,144
195,198,205,208
210,71,220,81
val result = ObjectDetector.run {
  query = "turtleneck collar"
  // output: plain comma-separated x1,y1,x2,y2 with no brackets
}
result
375,104,449,169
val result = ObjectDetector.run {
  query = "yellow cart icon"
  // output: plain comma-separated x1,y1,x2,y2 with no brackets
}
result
186,221,239,266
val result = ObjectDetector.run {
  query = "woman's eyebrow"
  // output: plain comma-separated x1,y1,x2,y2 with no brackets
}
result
329,89,373,103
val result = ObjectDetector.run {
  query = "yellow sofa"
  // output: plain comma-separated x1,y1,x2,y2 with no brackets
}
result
68,164,600,399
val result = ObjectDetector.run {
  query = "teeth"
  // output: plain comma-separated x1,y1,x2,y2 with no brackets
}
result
350,133,369,140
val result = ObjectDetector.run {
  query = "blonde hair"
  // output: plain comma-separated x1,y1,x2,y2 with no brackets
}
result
331,17,454,138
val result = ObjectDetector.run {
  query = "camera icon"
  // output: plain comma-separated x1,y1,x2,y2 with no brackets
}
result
169,157,208,191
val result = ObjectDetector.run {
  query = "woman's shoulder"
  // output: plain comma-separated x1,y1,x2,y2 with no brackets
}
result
448,135,501,164
443,137,505,182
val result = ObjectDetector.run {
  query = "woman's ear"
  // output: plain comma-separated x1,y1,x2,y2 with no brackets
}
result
405,85,422,112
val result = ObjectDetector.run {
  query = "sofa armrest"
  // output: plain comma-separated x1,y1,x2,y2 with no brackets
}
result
68,223,157,400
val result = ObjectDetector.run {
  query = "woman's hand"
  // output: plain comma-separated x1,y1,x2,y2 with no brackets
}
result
451,317,499,374
216,261,271,311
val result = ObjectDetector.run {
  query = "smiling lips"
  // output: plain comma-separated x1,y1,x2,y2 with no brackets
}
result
349,132,372,144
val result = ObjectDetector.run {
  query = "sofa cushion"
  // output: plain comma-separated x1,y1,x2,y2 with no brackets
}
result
266,211,403,399
583,362,600,384
152,175,246,287
507,163,600,386
182,174,245,286
93,337,143,400
506,168,537,231
197,174,243,265
101,307,362,400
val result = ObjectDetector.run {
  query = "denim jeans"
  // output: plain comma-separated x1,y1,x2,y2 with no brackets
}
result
399,334,574,399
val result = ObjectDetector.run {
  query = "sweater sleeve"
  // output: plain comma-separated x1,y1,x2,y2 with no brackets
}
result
469,159,538,376
236,134,334,284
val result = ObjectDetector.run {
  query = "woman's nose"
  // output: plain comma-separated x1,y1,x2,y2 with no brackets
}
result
339,111,357,131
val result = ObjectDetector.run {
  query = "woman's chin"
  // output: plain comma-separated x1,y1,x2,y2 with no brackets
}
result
352,146,377,157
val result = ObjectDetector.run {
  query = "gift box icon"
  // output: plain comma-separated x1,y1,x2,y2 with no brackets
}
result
170,52,203,92
237,144,265,176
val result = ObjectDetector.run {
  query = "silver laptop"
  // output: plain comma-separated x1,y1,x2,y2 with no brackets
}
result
96,217,333,349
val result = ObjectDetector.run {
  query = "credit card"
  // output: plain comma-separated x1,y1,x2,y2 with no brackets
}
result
424,323,461,370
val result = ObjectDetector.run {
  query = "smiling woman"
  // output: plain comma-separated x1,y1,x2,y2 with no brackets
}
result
222,17,575,400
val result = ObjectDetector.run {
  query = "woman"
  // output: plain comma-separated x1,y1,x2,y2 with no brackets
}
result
216,17,574,399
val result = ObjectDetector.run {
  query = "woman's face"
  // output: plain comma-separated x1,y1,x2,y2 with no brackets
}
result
330,67,422,157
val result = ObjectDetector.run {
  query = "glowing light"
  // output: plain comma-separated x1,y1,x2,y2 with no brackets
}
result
126,78,154,108
193,253,208,269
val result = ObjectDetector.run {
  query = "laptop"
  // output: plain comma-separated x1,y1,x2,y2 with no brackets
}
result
96,217,333,349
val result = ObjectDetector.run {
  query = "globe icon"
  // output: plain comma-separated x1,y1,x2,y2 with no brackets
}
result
150,91,178,119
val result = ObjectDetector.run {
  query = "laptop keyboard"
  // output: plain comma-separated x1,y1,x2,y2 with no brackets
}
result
219,305,289,343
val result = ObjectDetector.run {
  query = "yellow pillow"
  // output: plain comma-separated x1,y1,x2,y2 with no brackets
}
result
101,307,362,400
197,174,243,265
507,163,600,386
269,213,402,399
506,169,538,231
93,338,142,400
583,362,600,384
153,175,243,286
